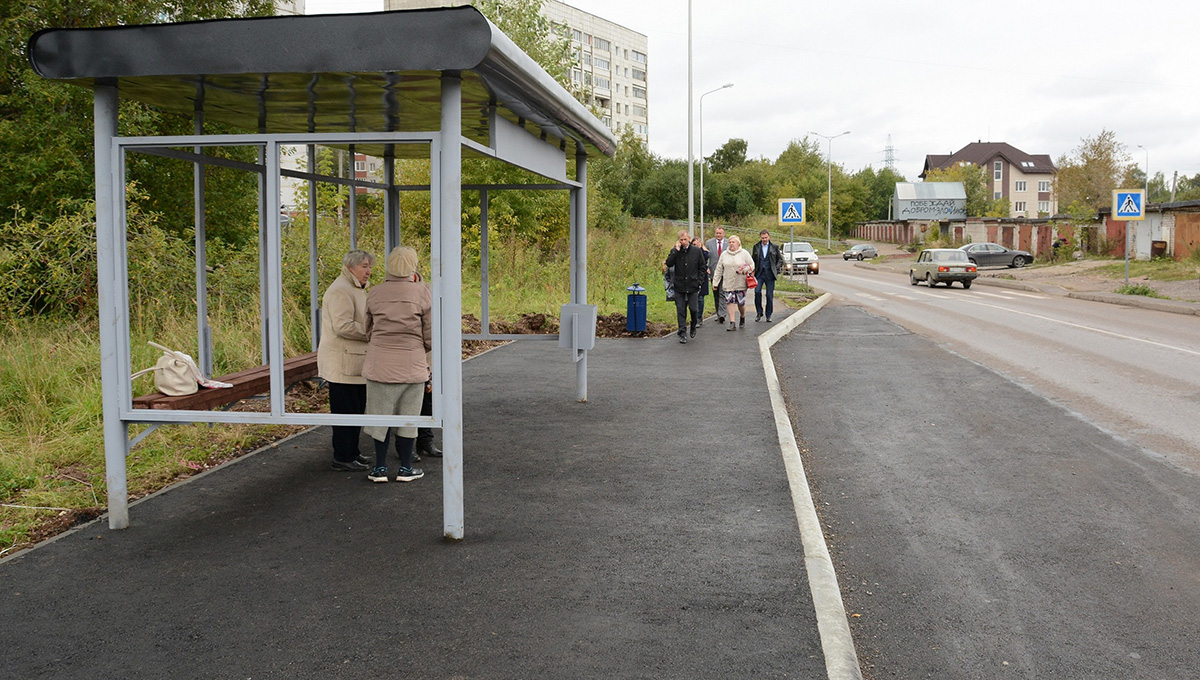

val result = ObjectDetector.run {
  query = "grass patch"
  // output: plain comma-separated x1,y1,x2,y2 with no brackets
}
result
1113,283,1167,298
0,217,706,555
1095,257,1200,282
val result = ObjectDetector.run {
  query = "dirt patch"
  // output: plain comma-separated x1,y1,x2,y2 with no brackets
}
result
979,260,1200,301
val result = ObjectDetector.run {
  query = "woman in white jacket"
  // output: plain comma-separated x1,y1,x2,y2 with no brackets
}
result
710,235,754,331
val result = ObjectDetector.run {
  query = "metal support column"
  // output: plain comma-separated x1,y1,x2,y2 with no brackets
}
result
480,189,489,334
439,73,465,541
574,154,588,402
308,145,320,347
95,83,129,529
258,146,269,362
194,110,212,376
384,146,400,252
306,149,319,352
348,144,358,249
265,142,286,416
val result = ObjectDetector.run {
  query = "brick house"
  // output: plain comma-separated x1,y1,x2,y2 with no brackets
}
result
921,142,1057,219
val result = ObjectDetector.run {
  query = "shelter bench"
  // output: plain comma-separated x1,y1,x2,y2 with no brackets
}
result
132,351,319,410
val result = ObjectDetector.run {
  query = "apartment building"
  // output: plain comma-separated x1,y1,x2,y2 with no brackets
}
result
384,0,648,143
275,1,304,15
921,142,1058,218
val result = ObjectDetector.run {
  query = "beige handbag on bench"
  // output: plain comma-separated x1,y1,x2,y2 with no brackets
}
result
131,342,232,396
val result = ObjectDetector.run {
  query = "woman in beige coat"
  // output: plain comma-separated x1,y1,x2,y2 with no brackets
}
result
711,234,754,331
362,246,432,483
317,250,374,470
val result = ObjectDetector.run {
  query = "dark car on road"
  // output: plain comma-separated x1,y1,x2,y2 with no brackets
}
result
959,242,1033,268
910,248,978,288
842,244,878,260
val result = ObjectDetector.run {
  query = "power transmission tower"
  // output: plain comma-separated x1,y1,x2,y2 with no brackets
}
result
883,134,896,172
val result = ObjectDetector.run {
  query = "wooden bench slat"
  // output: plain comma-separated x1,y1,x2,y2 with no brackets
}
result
132,351,319,410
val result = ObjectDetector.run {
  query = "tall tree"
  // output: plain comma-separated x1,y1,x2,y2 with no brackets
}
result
708,138,748,174
1054,129,1133,216
0,0,273,242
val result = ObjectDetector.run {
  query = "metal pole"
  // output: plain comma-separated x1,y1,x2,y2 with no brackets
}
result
1138,145,1149,196
384,146,400,252
698,83,733,245
308,145,320,348
193,110,212,377
686,0,694,235
258,146,269,363
303,150,318,352
348,143,358,249
826,142,832,251
440,73,465,541
811,130,850,251
575,154,588,403
95,83,129,529
480,189,489,334
265,141,285,417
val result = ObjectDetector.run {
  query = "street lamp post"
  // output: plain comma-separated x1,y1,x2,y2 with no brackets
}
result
811,130,851,251
1137,144,1149,196
699,83,733,244
686,0,694,235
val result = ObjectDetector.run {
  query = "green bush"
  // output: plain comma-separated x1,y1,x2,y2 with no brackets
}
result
1114,283,1166,298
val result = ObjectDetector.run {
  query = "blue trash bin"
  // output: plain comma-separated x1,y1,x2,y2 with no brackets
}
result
626,283,647,332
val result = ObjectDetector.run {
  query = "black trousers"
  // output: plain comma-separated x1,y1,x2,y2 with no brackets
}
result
417,385,434,448
674,289,700,334
328,381,366,462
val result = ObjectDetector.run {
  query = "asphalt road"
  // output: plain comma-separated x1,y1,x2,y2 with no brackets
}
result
773,302,1200,678
808,257,1200,473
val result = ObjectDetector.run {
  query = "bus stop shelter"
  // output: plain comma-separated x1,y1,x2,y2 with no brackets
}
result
28,6,615,539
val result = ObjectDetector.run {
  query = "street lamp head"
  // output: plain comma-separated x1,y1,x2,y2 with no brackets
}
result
721,83,734,89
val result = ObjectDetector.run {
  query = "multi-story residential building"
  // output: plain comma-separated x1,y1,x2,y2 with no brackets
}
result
384,0,648,144
275,1,304,15
921,142,1057,218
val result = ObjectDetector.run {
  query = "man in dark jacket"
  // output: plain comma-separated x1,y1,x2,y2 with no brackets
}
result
750,229,782,322
665,230,707,343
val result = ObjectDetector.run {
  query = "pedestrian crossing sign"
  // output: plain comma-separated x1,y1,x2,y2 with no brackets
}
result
1112,189,1145,221
778,198,805,225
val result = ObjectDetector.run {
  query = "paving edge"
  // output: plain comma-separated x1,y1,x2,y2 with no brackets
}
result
759,293,863,680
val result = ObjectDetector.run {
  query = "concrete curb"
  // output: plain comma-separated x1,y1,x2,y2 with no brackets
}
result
1066,291,1200,315
759,293,863,680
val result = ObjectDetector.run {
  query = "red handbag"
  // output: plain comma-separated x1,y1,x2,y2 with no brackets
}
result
746,274,758,289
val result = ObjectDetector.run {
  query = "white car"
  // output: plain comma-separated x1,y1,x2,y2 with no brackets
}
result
782,241,819,274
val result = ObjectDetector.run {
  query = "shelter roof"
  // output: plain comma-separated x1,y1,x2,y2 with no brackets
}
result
28,7,615,161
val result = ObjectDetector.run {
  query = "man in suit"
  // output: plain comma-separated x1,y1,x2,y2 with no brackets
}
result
750,229,782,322
705,225,729,324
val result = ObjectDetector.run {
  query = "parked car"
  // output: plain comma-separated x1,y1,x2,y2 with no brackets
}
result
959,242,1033,268
910,248,978,288
782,241,819,274
842,244,878,260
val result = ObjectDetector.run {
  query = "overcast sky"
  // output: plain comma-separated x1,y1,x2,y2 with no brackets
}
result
308,0,1200,184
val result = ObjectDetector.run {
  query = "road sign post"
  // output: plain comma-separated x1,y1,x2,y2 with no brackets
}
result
1113,189,1145,285
779,199,805,281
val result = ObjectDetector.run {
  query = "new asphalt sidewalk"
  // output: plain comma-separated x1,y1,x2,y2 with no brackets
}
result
0,301,840,679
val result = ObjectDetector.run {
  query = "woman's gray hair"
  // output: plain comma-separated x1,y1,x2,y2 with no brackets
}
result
342,249,375,269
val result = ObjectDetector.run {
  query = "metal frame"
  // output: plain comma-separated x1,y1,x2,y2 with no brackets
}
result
95,78,591,540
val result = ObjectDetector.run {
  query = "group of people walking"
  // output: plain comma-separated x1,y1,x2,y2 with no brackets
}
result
316,247,440,484
665,226,784,343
